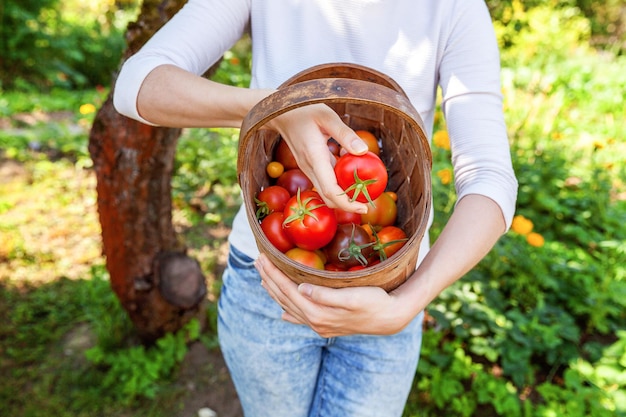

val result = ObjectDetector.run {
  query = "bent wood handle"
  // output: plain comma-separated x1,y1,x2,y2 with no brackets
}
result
237,77,431,176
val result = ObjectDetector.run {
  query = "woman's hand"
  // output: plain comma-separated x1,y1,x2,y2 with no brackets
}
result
266,104,370,214
256,195,508,338
255,253,414,338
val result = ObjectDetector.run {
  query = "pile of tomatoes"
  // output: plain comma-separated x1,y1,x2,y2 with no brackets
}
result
255,130,409,271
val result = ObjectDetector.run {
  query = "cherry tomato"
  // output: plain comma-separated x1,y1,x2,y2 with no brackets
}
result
285,248,325,270
371,226,408,261
266,161,284,178
274,138,299,170
260,212,295,253
385,191,398,201
360,191,397,227
355,130,381,155
334,208,362,225
334,151,388,204
324,223,374,269
283,190,338,251
276,168,314,196
255,185,291,219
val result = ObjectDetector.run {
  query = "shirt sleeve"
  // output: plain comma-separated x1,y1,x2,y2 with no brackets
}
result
113,0,251,124
438,0,518,230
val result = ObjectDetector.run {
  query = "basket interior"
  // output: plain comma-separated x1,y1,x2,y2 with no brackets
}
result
242,101,430,246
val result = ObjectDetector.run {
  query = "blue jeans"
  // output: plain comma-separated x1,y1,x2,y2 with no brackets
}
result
217,245,424,417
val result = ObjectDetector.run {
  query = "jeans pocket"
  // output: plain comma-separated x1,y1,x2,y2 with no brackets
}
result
227,244,256,270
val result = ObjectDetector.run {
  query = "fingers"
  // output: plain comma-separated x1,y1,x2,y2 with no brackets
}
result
297,282,386,311
269,104,369,213
313,168,369,214
256,254,400,337
256,255,307,321
321,117,368,156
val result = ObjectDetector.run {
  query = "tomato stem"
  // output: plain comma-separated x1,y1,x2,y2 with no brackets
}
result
283,189,325,226
370,227,408,261
337,224,375,266
340,168,378,206
254,197,270,220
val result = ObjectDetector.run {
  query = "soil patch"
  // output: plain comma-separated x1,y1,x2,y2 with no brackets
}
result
174,342,243,417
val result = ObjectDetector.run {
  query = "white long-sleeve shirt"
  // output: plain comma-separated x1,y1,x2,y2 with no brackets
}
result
114,0,518,259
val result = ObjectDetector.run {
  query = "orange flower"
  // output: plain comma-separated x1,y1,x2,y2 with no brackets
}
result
433,130,450,150
511,215,533,235
526,232,545,247
436,168,452,185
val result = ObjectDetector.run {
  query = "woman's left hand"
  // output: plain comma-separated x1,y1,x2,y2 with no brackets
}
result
255,253,412,338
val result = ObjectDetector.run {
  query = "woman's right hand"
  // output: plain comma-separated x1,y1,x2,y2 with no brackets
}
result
266,103,370,214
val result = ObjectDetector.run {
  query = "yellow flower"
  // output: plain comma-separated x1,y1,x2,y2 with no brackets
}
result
511,215,533,235
436,168,452,185
433,130,450,150
79,103,96,115
526,232,545,247
434,111,442,125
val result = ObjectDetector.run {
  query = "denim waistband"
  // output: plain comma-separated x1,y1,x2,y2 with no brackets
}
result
228,244,256,270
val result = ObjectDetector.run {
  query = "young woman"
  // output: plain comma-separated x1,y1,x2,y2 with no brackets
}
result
113,1,518,416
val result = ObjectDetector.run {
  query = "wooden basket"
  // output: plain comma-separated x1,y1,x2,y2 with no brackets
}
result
237,63,432,291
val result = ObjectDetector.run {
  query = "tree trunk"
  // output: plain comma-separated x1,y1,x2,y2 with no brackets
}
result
88,0,206,343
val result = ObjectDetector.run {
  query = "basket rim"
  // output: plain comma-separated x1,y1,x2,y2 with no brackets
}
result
238,76,432,177
279,62,409,95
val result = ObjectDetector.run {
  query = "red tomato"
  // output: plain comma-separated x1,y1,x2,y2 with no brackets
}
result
348,264,367,271
360,191,397,227
285,248,325,270
371,226,408,261
260,212,295,253
274,138,299,170
324,223,374,269
276,169,314,196
334,208,362,225
298,189,322,201
255,185,291,219
325,263,347,272
334,151,388,204
283,190,337,251
355,130,381,155
349,258,381,271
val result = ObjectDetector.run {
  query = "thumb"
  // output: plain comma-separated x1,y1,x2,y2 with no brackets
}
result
297,282,351,309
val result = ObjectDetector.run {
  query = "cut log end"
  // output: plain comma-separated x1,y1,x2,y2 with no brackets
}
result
156,251,207,309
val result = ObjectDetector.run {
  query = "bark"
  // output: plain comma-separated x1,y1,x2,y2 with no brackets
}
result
88,0,206,343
